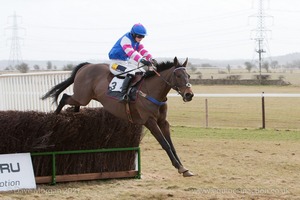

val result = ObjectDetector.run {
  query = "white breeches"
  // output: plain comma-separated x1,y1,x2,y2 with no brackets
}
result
109,59,146,77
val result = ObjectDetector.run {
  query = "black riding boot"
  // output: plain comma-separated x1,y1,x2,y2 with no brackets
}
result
119,74,134,102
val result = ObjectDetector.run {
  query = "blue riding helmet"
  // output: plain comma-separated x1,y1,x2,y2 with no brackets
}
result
130,23,147,36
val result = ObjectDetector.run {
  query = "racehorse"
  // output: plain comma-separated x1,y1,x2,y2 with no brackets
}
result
42,57,194,177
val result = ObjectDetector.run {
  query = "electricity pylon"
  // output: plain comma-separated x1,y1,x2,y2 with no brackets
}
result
6,12,25,67
250,0,273,81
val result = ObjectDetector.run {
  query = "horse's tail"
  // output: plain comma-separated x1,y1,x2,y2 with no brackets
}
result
41,62,90,104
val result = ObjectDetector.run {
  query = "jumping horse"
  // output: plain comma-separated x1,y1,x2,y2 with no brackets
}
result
42,57,194,177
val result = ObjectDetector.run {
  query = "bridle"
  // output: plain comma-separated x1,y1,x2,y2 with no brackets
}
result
153,66,192,96
171,67,192,96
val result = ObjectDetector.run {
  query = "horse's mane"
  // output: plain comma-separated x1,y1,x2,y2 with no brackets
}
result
144,61,174,78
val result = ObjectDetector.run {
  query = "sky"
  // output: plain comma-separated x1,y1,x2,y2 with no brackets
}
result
0,0,300,62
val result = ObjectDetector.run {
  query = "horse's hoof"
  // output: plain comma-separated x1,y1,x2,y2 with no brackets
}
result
178,166,194,177
178,166,188,174
183,170,194,177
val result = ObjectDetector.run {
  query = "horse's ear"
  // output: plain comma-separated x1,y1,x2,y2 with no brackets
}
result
174,57,179,66
183,58,188,67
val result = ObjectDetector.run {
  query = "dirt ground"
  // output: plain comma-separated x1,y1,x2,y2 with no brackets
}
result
1,128,299,200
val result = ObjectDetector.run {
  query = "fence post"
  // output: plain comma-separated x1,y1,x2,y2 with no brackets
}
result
205,98,208,128
262,92,265,129
52,153,56,185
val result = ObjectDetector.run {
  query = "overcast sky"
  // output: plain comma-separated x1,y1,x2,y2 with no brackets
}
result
0,0,300,61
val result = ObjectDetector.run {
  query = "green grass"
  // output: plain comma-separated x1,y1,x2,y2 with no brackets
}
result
167,85,300,130
170,126,300,141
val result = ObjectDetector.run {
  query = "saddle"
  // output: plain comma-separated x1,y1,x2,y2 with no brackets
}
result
107,73,144,102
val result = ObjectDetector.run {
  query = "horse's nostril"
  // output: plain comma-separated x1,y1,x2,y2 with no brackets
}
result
185,93,194,100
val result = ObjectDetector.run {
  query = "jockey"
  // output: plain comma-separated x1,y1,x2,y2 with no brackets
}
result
108,23,154,102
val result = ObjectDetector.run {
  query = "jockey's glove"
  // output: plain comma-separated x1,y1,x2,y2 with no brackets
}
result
140,58,152,66
150,58,158,66
148,65,157,71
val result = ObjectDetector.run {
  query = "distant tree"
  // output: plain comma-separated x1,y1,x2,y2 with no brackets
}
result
63,63,75,71
5,65,14,70
33,64,40,70
16,62,29,73
201,63,213,68
47,61,53,70
270,60,278,69
292,60,300,69
190,65,197,73
283,60,300,69
262,61,270,72
227,64,231,73
196,72,202,79
244,61,254,73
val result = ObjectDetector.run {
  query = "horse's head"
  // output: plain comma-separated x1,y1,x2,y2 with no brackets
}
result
171,57,194,102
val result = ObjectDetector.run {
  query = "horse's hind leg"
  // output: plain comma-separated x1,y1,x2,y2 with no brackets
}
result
55,93,69,114
55,93,81,114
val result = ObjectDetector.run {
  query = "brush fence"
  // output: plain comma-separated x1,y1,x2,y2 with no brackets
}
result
0,109,142,184
0,71,143,183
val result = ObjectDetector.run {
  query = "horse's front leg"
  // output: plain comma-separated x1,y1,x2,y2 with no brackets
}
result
144,118,181,170
157,105,194,177
144,118,193,177
157,119,193,177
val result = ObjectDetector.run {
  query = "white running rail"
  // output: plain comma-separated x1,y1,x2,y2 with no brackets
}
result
0,72,101,112
1,72,300,112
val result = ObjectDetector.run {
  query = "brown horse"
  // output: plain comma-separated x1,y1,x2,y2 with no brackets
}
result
42,57,194,177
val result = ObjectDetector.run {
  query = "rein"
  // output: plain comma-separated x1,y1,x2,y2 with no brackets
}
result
126,61,192,122
152,66,192,95
116,64,146,76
